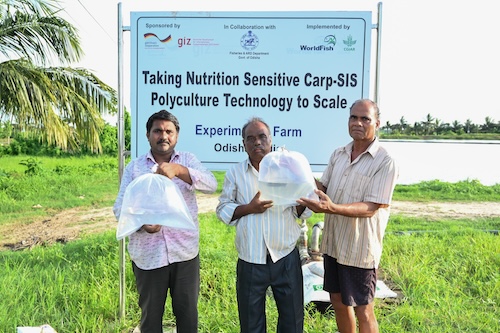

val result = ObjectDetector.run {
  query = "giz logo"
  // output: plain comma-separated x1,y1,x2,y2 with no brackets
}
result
178,37,191,47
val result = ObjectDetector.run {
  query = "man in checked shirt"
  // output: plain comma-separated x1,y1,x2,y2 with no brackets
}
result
114,110,217,333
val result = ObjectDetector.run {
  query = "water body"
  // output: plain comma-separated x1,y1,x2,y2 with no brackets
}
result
381,140,500,186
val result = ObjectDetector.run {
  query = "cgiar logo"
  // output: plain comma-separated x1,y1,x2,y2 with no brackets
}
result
324,35,336,46
343,35,357,51
240,31,259,50
144,33,172,43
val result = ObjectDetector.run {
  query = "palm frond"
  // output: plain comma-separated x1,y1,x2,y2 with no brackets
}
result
0,4,82,64
0,59,116,152
0,0,117,153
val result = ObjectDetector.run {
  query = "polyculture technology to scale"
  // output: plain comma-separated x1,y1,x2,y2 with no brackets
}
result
144,71,356,111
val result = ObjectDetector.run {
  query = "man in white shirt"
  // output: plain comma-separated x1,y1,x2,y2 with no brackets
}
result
216,117,311,333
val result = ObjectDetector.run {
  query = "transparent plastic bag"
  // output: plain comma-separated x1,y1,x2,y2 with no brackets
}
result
258,147,318,206
116,173,195,240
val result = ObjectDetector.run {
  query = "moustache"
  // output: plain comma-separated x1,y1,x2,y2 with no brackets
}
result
157,140,170,145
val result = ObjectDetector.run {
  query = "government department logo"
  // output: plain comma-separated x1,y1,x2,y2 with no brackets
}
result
240,31,259,50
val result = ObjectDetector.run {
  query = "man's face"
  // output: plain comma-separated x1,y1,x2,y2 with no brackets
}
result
243,122,272,165
146,119,178,157
348,101,380,142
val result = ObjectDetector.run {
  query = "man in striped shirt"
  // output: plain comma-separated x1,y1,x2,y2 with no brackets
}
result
297,99,399,333
216,117,312,333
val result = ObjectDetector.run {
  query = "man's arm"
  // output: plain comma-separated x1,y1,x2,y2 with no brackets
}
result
156,153,217,193
297,189,386,217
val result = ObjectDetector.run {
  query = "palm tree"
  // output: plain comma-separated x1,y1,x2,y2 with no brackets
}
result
413,121,423,135
383,120,391,134
464,119,472,134
481,116,495,133
0,0,116,152
452,120,462,134
399,116,408,134
423,113,434,135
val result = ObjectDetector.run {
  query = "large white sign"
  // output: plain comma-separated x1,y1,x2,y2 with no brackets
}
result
130,11,372,171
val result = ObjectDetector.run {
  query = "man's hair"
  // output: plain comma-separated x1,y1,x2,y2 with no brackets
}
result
241,117,271,138
350,99,381,119
146,110,180,133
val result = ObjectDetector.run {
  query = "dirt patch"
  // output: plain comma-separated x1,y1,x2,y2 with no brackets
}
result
390,200,500,219
1,194,499,251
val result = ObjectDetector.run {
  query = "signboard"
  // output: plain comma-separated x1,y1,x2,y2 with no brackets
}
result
130,11,372,171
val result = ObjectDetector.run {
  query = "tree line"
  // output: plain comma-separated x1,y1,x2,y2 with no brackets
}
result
0,112,131,156
380,113,500,139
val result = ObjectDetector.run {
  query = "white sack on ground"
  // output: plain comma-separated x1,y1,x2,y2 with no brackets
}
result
116,173,195,240
16,324,57,333
302,261,398,305
258,148,318,206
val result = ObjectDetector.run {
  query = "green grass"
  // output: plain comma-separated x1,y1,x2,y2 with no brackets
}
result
0,155,119,226
393,179,500,202
0,155,499,332
1,214,498,332
380,229,499,332
0,155,226,226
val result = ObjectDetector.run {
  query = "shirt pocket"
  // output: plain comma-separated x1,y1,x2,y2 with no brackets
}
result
344,172,371,202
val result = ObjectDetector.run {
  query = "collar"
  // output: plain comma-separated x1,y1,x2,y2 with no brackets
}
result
343,137,381,158
244,158,260,175
245,158,254,170
146,149,179,164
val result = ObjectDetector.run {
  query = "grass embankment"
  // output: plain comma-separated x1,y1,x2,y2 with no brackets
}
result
0,155,499,332
379,133,500,141
0,155,119,227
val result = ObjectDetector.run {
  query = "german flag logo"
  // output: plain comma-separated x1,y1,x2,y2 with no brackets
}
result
144,33,172,43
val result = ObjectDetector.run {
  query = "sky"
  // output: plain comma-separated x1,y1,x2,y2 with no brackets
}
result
59,0,500,126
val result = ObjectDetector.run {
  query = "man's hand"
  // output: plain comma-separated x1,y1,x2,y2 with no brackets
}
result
156,162,180,179
231,191,273,221
296,189,333,213
248,191,273,213
297,190,384,217
156,162,193,185
141,224,161,233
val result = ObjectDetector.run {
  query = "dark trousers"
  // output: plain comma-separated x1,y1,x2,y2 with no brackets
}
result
132,255,200,333
236,248,304,333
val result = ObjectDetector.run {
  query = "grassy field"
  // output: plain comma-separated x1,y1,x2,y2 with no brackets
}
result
0,155,499,332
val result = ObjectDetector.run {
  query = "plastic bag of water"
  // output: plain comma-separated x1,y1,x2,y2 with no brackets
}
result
116,173,195,240
258,148,318,206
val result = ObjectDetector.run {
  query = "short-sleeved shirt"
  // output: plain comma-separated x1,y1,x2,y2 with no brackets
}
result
216,158,312,264
319,138,398,269
113,150,217,270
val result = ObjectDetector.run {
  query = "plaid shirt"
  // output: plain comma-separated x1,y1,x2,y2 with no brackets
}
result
113,150,217,270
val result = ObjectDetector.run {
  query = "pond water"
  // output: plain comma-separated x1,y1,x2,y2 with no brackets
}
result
381,140,500,186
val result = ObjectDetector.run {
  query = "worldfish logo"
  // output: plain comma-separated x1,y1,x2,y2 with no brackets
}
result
297,35,336,52
144,33,172,43
324,35,337,46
